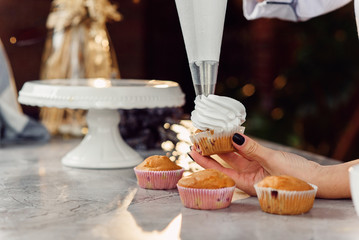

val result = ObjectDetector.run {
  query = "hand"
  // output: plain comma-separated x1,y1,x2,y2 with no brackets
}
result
189,133,320,196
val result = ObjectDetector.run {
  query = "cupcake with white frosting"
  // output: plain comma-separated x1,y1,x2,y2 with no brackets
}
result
190,95,246,156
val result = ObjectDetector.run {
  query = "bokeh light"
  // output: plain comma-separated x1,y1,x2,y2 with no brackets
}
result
271,107,284,120
241,83,255,97
273,75,287,90
9,37,17,44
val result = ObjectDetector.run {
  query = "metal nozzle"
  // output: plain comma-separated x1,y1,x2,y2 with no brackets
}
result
190,60,219,96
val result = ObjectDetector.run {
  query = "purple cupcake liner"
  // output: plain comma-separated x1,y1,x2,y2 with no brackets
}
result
177,185,235,210
134,168,184,190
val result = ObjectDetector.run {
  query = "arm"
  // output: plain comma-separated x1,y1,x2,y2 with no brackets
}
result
243,0,352,22
189,133,356,198
265,149,357,198
314,160,359,198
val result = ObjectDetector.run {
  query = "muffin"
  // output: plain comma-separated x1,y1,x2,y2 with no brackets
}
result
190,95,246,156
254,175,318,215
134,155,184,190
190,127,245,156
177,169,236,210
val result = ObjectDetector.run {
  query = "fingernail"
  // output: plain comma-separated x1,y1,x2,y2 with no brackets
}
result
233,133,245,145
187,153,195,162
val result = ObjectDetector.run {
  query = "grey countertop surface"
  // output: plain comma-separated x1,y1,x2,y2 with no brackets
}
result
1,138,358,240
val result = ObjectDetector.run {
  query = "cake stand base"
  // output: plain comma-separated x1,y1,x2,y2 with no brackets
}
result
62,109,143,169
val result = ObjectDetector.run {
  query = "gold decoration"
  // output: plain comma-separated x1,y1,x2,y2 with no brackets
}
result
40,0,122,136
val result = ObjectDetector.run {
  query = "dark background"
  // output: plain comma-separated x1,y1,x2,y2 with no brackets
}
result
1,0,359,162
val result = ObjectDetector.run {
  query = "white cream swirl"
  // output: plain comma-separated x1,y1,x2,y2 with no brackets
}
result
191,94,246,131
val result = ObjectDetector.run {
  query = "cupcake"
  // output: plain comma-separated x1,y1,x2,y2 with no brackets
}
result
254,175,318,215
177,169,236,210
134,155,184,190
190,95,246,156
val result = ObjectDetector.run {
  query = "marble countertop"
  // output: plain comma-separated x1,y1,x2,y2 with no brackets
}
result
1,138,358,240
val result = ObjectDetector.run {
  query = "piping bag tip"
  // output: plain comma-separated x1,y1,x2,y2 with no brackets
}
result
190,60,219,96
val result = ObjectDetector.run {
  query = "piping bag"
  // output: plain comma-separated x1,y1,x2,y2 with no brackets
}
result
175,0,228,96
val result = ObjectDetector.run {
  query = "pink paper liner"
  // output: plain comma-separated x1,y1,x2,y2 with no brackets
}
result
134,168,184,190
177,185,235,210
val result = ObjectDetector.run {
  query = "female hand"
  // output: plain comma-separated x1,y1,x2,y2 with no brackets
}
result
189,133,327,197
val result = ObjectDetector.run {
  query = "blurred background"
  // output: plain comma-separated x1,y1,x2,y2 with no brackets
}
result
1,0,359,162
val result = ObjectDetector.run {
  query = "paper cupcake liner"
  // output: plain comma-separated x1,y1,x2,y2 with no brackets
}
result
134,168,184,190
190,126,245,156
254,183,318,215
177,185,235,210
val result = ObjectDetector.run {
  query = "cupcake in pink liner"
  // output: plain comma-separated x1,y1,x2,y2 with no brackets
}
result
134,155,184,190
177,169,236,210
254,175,318,215
190,95,246,156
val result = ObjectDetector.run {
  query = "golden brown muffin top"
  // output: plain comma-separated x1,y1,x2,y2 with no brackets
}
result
256,175,313,191
177,169,235,189
135,155,182,171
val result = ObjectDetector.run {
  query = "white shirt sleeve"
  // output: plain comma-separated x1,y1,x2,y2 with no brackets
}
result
243,0,352,22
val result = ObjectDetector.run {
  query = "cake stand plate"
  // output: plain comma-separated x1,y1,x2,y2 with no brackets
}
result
18,79,185,169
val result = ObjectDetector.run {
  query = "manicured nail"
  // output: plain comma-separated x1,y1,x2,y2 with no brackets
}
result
233,133,245,145
187,153,195,162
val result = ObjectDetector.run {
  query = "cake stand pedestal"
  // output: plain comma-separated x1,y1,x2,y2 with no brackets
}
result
18,79,185,169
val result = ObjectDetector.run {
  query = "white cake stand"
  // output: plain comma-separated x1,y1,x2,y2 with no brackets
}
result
18,79,185,169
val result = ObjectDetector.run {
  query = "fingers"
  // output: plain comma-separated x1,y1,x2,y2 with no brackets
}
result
232,133,276,165
188,150,223,170
216,152,249,172
189,148,265,196
189,150,258,196
189,149,240,181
